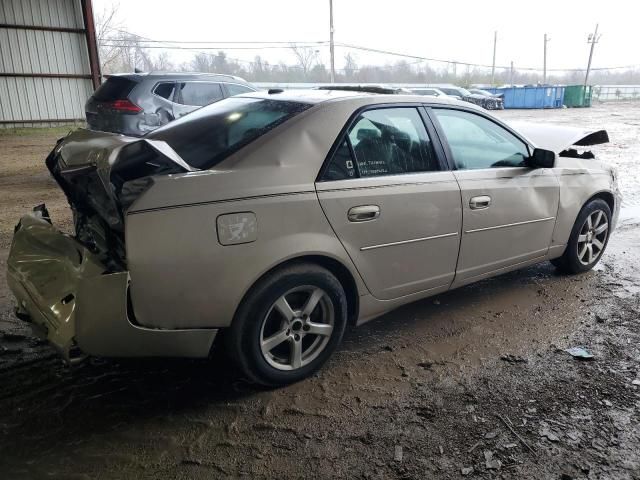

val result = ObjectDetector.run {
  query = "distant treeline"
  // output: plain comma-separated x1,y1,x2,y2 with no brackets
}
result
99,36,640,86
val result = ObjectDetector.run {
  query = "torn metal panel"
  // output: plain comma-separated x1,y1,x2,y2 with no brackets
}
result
7,210,217,361
7,211,104,358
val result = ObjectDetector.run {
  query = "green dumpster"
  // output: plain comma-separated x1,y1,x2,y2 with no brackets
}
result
564,85,592,107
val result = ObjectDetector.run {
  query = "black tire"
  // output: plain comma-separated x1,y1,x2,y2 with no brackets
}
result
225,263,347,387
551,198,611,274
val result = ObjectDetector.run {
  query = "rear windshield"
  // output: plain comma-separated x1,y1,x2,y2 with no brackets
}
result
93,77,137,101
147,97,312,169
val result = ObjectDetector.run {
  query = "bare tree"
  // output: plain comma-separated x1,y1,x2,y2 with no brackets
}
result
152,52,174,71
290,44,319,78
95,2,124,72
343,53,358,80
191,53,213,72
93,9,640,85
95,3,175,74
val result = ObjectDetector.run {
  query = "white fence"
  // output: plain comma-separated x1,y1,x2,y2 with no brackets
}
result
593,86,640,101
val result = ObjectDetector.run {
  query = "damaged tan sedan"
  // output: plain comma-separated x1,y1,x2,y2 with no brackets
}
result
7,90,620,386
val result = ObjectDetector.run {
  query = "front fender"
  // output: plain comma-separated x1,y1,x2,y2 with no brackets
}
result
552,168,616,247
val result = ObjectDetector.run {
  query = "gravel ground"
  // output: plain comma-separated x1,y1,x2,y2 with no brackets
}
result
0,103,639,480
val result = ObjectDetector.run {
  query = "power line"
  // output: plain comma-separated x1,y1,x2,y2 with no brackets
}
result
99,28,640,73
106,39,327,45
100,42,328,50
336,42,640,72
107,28,326,45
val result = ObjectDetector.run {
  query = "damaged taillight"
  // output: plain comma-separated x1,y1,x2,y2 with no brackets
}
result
107,99,142,113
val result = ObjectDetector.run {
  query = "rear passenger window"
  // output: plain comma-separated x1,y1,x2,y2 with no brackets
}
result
226,83,254,96
175,82,224,106
321,107,439,180
154,82,175,100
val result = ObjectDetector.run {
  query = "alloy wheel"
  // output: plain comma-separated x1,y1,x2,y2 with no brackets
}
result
259,286,334,371
577,209,609,265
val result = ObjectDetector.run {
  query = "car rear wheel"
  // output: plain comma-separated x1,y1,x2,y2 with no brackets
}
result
551,199,611,274
225,263,347,387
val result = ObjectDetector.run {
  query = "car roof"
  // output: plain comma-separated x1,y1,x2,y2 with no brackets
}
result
412,87,446,93
235,88,476,108
107,72,251,84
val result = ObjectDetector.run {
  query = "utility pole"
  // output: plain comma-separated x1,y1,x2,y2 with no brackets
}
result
543,33,550,84
329,0,335,83
510,61,514,86
491,31,497,85
584,24,600,86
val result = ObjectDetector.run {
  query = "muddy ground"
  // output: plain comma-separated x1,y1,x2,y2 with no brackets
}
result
0,103,639,480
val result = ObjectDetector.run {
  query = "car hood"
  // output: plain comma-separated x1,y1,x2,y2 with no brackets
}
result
466,94,489,100
507,122,609,153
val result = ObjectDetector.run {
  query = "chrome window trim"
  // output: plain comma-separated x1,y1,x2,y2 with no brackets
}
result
360,232,459,251
464,216,555,234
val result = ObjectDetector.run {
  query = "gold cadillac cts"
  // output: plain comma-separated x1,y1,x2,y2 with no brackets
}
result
7,89,620,386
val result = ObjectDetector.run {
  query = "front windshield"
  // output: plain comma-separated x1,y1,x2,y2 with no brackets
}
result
148,97,312,169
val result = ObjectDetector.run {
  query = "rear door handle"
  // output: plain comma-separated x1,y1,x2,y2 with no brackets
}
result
469,195,491,210
348,205,380,222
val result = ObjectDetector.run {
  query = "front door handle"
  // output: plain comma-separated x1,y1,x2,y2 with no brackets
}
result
469,195,491,210
348,205,380,222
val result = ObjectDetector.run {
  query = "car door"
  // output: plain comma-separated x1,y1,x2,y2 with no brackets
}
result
316,106,462,301
429,107,560,285
151,81,177,126
172,81,224,118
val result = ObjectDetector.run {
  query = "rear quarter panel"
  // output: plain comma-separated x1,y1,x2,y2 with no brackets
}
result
125,192,365,329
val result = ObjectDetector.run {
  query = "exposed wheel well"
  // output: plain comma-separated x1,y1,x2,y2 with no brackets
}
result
588,191,615,214
234,255,360,327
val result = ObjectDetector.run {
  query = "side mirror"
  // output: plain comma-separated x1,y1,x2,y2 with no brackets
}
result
527,148,555,168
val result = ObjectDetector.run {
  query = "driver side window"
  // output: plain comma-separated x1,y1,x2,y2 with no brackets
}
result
433,109,529,170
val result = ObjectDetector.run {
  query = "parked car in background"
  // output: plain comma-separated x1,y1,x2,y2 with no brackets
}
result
469,88,505,109
436,86,502,110
85,72,257,136
410,87,450,98
9,90,618,386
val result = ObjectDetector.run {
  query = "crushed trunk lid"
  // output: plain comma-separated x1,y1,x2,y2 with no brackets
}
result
47,129,195,267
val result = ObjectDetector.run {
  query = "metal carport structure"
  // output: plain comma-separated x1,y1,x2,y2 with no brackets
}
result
0,0,100,127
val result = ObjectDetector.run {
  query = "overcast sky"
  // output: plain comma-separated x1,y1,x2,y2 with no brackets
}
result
94,0,638,73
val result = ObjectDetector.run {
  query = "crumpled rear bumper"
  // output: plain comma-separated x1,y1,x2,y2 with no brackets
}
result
7,209,217,361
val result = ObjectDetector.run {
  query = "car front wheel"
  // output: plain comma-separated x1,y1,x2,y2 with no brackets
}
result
225,263,347,387
551,198,611,274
